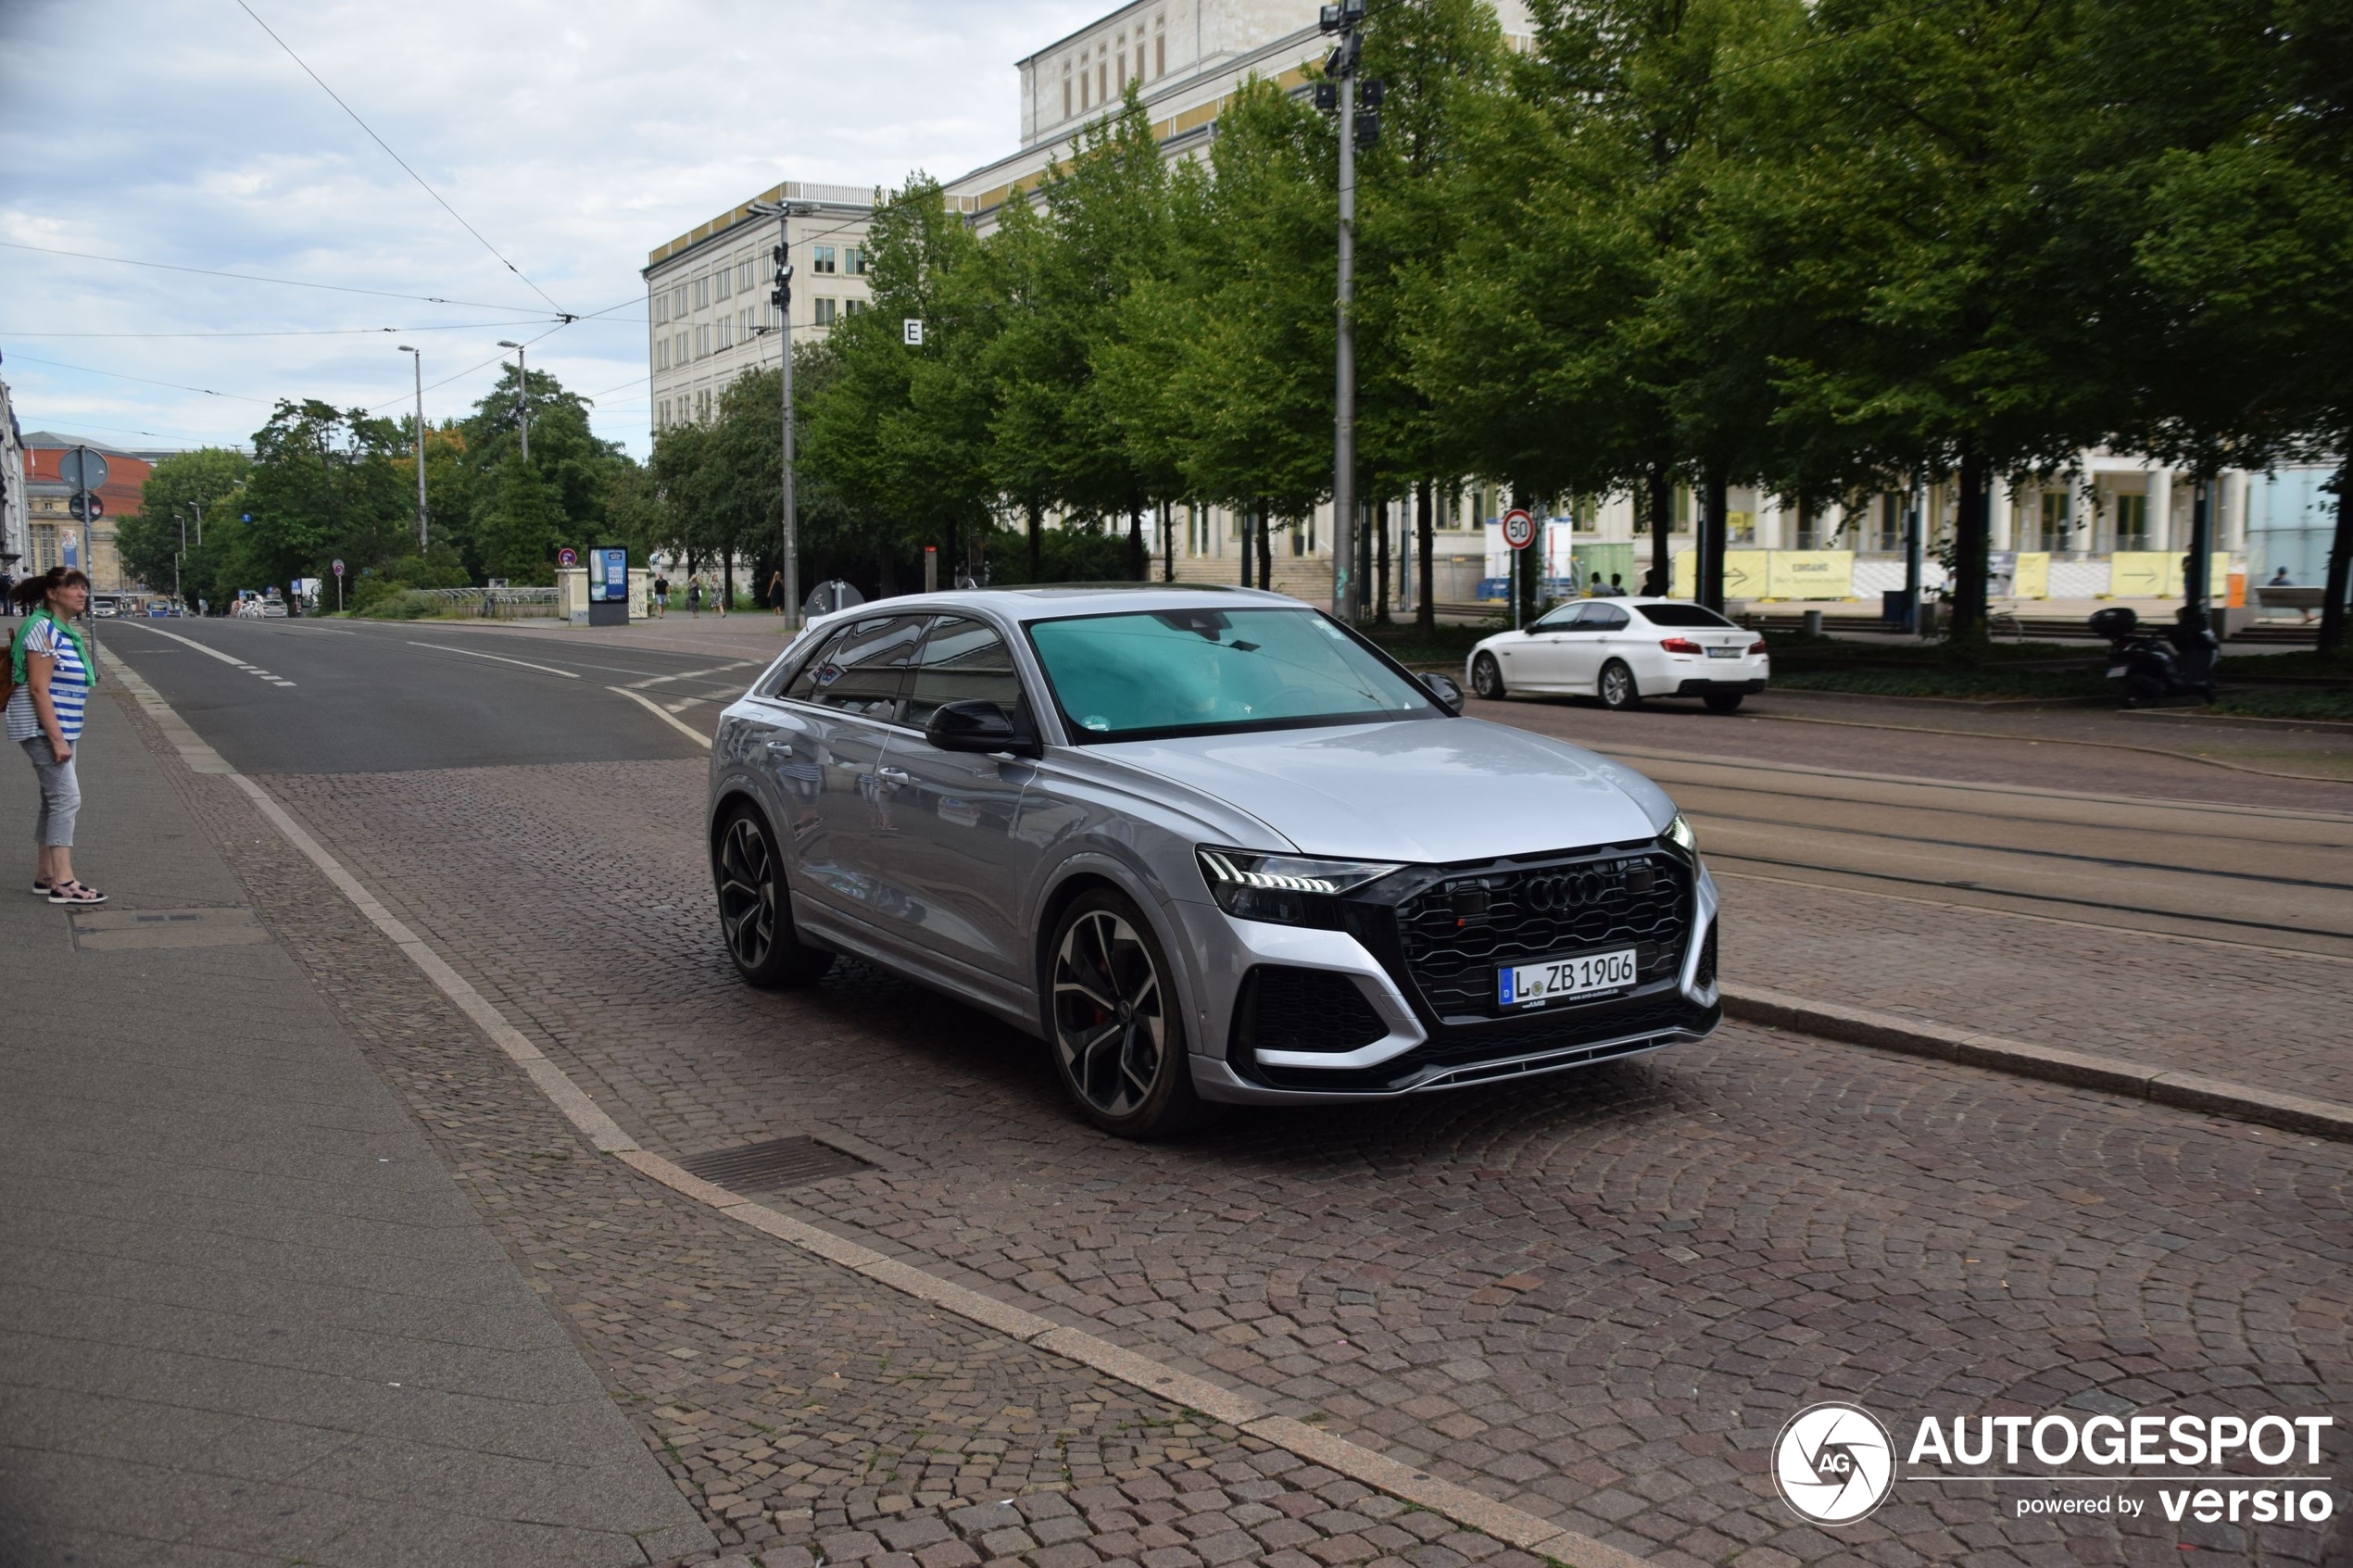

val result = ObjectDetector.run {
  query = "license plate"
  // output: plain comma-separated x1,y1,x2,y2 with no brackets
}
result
1706,645,1742,659
1500,947,1639,1007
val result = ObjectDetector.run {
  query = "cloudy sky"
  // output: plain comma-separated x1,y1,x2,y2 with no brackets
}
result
0,0,1104,459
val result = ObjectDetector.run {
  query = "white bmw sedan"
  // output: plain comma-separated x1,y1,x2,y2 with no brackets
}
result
1466,598,1769,712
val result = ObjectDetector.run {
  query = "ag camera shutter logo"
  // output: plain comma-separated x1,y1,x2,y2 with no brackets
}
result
1774,1402,1898,1524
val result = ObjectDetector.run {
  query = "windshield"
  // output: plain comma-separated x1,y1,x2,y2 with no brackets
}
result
1026,608,1441,742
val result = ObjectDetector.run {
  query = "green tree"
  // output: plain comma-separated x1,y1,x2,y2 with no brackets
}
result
118,446,252,601
240,400,409,597
475,458,564,583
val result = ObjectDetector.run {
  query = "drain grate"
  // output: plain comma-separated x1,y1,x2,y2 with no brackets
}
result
677,1135,874,1194
70,907,269,952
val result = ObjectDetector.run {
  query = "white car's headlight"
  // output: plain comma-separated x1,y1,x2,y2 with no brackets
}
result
1664,812,1698,854
1197,847,1403,927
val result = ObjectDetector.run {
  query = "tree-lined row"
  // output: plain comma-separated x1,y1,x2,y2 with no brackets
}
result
786,0,2349,646
118,369,638,611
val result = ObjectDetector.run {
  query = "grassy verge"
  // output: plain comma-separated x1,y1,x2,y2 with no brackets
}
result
2209,688,2353,721
1772,667,2112,702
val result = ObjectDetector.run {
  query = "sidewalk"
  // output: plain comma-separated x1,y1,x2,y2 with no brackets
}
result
0,698,713,1567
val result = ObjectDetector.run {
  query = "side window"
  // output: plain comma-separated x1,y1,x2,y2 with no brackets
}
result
1533,603,1588,632
905,617,1026,730
801,615,928,720
1585,604,1630,633
775,628,849,700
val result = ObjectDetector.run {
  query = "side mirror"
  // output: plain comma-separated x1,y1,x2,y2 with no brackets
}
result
1421,671,1466,716
924,698,1041,759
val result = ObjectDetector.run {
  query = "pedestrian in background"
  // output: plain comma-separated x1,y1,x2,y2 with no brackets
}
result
0,571,15,616
767,569,786,616
687,580,703,618
652,572,670,617
5,568,103,905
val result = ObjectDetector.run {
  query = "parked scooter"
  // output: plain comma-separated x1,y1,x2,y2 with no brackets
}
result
2089,606,2217,708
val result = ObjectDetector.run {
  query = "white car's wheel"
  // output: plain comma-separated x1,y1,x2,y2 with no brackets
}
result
1470,653,1506,700
1596,659,1642,711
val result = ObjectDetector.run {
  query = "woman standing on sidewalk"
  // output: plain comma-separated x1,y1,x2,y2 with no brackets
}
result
5,569,103,905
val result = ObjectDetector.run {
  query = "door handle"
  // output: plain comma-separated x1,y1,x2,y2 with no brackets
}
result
761,737,793,759
876,766,910,789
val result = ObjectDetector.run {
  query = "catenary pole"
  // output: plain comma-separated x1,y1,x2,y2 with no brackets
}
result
398,345,427,550
1331,19,1357,626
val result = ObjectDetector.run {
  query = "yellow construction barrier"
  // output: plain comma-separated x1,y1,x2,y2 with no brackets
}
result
1672,549,1852,600
2011,552,2050,599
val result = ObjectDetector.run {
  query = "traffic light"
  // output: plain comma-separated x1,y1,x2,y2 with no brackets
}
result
771,244,793,311
1355,110,1379,146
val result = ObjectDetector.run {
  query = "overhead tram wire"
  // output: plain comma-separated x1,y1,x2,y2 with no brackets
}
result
0,320,562,340
0,241,552,315
4,353,276,403
234,0,573,319
366,320,575,414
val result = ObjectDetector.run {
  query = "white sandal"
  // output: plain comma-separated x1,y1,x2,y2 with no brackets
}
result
47,880,106,905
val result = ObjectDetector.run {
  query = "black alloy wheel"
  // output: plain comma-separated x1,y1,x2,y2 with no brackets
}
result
1597,659,1642,711
1049,889,1204,1137
714,806,835,989
1470,652,1506,700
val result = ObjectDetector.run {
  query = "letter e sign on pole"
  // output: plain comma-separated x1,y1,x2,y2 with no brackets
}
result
1503,508,1534,630
902,319,925,346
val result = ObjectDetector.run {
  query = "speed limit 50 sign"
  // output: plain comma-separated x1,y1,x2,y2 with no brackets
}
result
1501,508,1535,549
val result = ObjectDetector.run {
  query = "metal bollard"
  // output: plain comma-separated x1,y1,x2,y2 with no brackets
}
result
1803,608,1824,638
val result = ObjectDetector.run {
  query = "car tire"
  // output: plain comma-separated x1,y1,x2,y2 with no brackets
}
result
713,803,836,989
1470,653,1506,700
1597,659,1642,711
1047,887,1207,1139
1702,690,1745,713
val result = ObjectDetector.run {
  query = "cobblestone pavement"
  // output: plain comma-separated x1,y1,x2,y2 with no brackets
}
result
235,749,2353,1567
115,695,1561,1568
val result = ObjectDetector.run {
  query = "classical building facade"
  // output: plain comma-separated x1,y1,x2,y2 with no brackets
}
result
0,376,25,579
19,433,158,594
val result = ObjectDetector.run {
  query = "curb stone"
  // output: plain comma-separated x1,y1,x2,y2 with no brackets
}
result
1722,983,2353,1142
102,648,1644,1568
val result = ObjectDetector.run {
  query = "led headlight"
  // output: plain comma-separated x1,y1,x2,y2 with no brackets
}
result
1664,812,1698,854
1196,847,1403,926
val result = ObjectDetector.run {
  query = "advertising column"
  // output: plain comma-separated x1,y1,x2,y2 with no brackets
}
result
587,546,630,627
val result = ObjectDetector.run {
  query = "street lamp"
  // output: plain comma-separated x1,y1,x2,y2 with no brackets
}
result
497,340,529,460
749,198,815,632
397,345,427,550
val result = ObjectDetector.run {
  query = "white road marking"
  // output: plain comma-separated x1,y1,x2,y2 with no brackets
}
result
627,660,757,690
610,685,711,748
407,642,580,678
115,620,296,685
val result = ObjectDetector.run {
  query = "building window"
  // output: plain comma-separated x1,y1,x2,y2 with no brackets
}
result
740,307,754,339
844,246,867,275
657,338,670,370
697,389,711,420
844,298,866,318
2115,492,2149,550
658,399,670,428
1098,59,1108,103
1063,64,1072,119
812,245,836,274
738,259,753,293
814,297,837,328
715,266,730,301
1080,56,1090,110
696,325,710,358
1156,27,1165,77
653,294,668,326
1116,35,1126,84
716,316,732,349
673,284,688,317
675,332,688,364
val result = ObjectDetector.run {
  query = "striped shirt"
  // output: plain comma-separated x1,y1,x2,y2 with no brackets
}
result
6,620,90,744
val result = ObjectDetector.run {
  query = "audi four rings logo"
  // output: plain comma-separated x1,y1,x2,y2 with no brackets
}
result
1523,871,1609,911
1774,1402,1898,1524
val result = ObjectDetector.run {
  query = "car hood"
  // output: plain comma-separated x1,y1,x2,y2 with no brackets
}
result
1095,717,1670,863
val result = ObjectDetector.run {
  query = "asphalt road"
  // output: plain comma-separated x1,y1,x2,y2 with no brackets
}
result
102,617,753,774
77,614,2353,1565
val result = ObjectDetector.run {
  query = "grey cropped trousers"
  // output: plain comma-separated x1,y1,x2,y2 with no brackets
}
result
19,735,80,847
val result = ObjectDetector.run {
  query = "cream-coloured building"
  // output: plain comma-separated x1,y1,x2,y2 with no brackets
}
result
645,181,880,435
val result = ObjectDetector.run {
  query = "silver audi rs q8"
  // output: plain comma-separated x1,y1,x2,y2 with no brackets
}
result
707,587,1721,1137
